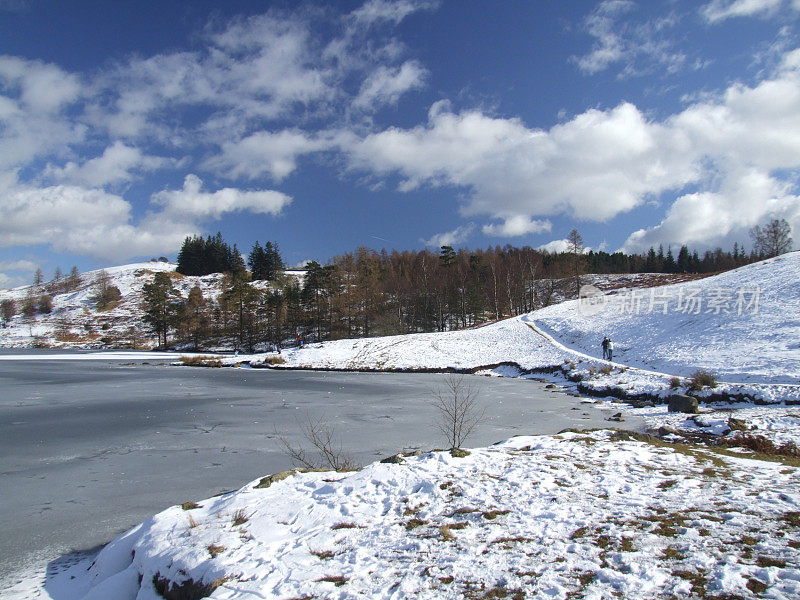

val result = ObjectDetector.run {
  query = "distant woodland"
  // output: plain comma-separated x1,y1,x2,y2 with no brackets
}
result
140,231,769,351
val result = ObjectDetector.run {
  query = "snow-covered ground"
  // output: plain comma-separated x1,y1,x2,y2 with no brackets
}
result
533,252,800,385
21,429,800,600
3,256,799,599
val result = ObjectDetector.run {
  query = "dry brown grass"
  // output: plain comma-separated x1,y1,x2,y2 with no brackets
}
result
180,355,223,368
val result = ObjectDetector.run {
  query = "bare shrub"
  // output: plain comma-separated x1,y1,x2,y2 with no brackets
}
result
276,413,357,472
688,370,717,391
669,376,682,389
432,374,485,449
264,355,286,365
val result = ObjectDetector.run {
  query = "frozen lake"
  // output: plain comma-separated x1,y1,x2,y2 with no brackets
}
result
0,351,640,590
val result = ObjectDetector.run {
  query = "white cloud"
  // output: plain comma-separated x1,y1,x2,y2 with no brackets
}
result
574,1,686,77
351,0,438,26
346,47,800,251
0,184,132,248
701,0,786,23
153,174,292,220
0,259,38,272
0,175,292,261
353,60,426,111
538,239,593,254
0,57,86,170
423,224,475,248
348,100,697,223
0,55,81,113
482,216,552,237
44,142,170,187
205,130,331,181
622,168,800,252
538,239,571,254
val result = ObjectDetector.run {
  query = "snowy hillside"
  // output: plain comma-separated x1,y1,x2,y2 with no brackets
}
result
531,252,800,385
0,262,188,348
33,430,800,600
258,253,799,403
0,263,306,348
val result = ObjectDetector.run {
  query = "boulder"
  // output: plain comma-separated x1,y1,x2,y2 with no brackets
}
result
668,394,699,414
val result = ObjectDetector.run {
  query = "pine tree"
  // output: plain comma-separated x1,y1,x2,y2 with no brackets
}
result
142,272,182,347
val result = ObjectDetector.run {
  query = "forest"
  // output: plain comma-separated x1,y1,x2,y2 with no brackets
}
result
139,232,765,351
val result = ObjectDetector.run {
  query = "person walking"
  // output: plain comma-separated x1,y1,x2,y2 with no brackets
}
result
601,336,609,360
607,338,614,362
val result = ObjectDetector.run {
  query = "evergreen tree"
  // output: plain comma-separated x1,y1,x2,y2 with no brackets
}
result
664,246,676,273
142,272,182,347
248,241,267,279
676,245,690,272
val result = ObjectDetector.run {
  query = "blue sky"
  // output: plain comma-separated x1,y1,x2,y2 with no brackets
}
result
1,0,799,287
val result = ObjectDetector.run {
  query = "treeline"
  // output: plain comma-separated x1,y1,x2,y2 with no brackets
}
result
149,234,766,351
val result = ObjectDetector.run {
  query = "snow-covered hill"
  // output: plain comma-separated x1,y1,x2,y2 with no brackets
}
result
30,430,800,600
0,263,306,348
262,253,799,402
532,251,800,385
0,262,187,348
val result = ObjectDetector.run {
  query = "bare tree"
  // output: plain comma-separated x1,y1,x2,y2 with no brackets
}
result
277,413,357,471
749,218,793,258
432,374,485,449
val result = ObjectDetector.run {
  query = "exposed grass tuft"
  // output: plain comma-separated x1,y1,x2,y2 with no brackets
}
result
231,508,249,527
756,556,786,568
206,543,226,558
331,522,363,530
152,574,229,600
405,518,428,530
746,578,769,594
316,575,347,587
482,509,510,520
310,548,335,560
180,355,223,368
181,502,201,510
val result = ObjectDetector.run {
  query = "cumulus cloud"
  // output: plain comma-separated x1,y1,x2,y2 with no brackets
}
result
622,168,800,252
701,0,787,22
353,60,426,111
0,176,292,261
153,174,292,220
0,55,81,113
348,100,697,223
346,47,800,249
423,223,475,248
482,216,552,237
0,259,38,272
44,142,170,187
0,57,86,170
204,130,331,181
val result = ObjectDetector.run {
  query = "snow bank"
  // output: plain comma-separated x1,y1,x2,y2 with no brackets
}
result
38,430,800,600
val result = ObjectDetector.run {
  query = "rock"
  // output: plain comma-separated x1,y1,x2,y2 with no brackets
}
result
449,448,471,458
380,453,405,464
668,394,699,414
255,470,296,489
545,384,557,389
